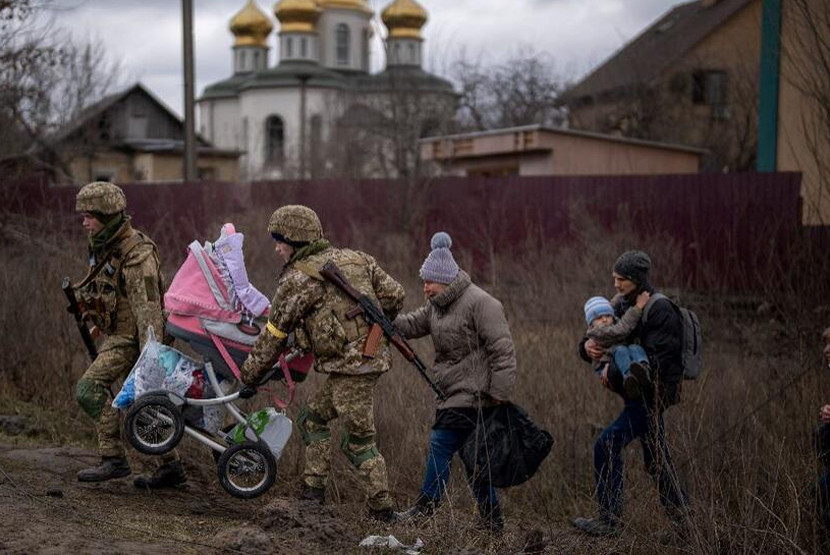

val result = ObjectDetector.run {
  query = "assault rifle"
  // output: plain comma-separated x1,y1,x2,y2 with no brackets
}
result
319,261,446,400
61,277,98,361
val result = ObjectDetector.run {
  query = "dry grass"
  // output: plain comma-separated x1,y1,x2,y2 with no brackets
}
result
1,208,829,554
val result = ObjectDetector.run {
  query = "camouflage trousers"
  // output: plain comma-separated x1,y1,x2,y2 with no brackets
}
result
301,372,392,511
75,337,177,464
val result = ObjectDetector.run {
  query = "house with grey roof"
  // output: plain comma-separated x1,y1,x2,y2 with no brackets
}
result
50,83,241,184
560,0,760,173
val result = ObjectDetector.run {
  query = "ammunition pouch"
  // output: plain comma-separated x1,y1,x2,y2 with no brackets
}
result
305,309,348,359
340,432,379,466
296,406,330,445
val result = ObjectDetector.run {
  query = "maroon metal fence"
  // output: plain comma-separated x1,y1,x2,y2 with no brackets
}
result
3,173,807,290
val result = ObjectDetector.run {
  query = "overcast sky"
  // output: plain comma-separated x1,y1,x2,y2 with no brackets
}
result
49,0,677,117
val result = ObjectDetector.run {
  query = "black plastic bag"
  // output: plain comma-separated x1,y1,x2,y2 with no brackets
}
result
459,403,553,488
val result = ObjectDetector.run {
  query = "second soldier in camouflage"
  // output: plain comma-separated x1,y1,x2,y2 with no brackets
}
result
240,205,405,523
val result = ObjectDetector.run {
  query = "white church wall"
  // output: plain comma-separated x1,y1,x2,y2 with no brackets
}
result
199,98,241,150
317,9,371,72
239,87,341,177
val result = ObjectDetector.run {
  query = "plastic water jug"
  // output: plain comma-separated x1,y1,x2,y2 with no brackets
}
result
228,407,293,459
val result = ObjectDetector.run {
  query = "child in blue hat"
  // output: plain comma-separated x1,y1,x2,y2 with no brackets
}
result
583,293,653,399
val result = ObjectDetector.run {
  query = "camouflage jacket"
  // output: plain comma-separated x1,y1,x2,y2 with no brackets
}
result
75,220,165,351
241,246,405,386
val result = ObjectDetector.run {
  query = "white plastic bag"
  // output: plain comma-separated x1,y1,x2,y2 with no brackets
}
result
359,536,424,555
112,326,202,409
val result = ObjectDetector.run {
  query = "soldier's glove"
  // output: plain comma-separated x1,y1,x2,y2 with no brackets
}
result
238,385,257,399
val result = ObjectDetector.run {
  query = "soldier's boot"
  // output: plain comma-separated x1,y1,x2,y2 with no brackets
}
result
77,456,131,482
133,460,187,489
395,494,436,523
299,483,325,504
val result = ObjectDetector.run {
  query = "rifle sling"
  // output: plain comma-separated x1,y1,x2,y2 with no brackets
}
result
293,262,324,281
75,232,146,289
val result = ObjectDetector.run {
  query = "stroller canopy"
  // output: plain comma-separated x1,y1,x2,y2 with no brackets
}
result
165,223,269,324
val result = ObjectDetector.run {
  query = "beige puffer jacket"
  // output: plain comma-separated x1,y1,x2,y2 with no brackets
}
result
394,271,517,410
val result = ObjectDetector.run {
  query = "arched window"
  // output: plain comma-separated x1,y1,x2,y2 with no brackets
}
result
301,37,308,58
310,114,322,150
241,117,249,150
336,23,350,65
286,37,293,58
309,114,323,177
265,115,284,164
362,29,369,70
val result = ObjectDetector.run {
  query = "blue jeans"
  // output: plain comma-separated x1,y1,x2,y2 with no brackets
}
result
817,471,830,532
612,344,648,376
420,427,499,510
594,400,688,522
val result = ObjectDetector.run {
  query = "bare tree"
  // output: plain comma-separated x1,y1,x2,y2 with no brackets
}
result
451,47,568,131
0,0,122,180
781,0,830,224
322,72,456,181
566,47,759,173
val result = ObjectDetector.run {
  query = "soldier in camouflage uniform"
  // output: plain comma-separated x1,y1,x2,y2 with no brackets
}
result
73,182,186,487
239,205,404,523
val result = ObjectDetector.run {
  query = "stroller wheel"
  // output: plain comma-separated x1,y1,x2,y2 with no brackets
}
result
125,394,185,455
217,441,276,499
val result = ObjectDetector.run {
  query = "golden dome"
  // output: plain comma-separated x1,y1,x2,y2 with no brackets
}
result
318,0,372,14
381,0,427,39
275,0,322,33
230,1,274,47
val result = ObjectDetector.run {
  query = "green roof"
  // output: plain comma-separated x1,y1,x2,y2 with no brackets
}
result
352,67,456,94
200,62,456,100
245,61,349,90
200,73,257,100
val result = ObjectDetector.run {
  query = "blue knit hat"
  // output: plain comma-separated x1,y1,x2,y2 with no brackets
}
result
584,296,614,326
419,232,459,284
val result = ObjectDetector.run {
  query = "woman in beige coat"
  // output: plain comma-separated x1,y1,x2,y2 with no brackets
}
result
393,232,517,532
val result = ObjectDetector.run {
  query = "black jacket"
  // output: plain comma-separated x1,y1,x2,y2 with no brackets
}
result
579,285,683,406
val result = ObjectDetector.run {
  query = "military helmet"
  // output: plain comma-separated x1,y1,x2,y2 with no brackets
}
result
268,205,323,244
75,181,127,215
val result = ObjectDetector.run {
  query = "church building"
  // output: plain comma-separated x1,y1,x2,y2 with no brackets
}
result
198,0,456,180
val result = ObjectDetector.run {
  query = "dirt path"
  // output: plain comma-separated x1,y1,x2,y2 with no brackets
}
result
0,444,361,554
0,442,630,554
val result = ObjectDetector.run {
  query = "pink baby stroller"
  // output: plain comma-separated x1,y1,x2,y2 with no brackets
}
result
122,223,312,498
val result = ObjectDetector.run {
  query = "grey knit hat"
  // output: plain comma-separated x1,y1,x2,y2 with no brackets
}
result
614,250,652,286
419,232,459,284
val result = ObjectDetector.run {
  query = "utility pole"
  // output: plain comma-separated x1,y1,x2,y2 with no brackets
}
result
757,0,781,172
299,75,309,179
182,0,197,181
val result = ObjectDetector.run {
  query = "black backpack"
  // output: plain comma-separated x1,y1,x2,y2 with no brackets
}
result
459,403,553,488
642,293,702,380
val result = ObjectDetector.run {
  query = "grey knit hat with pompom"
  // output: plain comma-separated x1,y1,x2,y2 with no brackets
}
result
419,232,459,284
